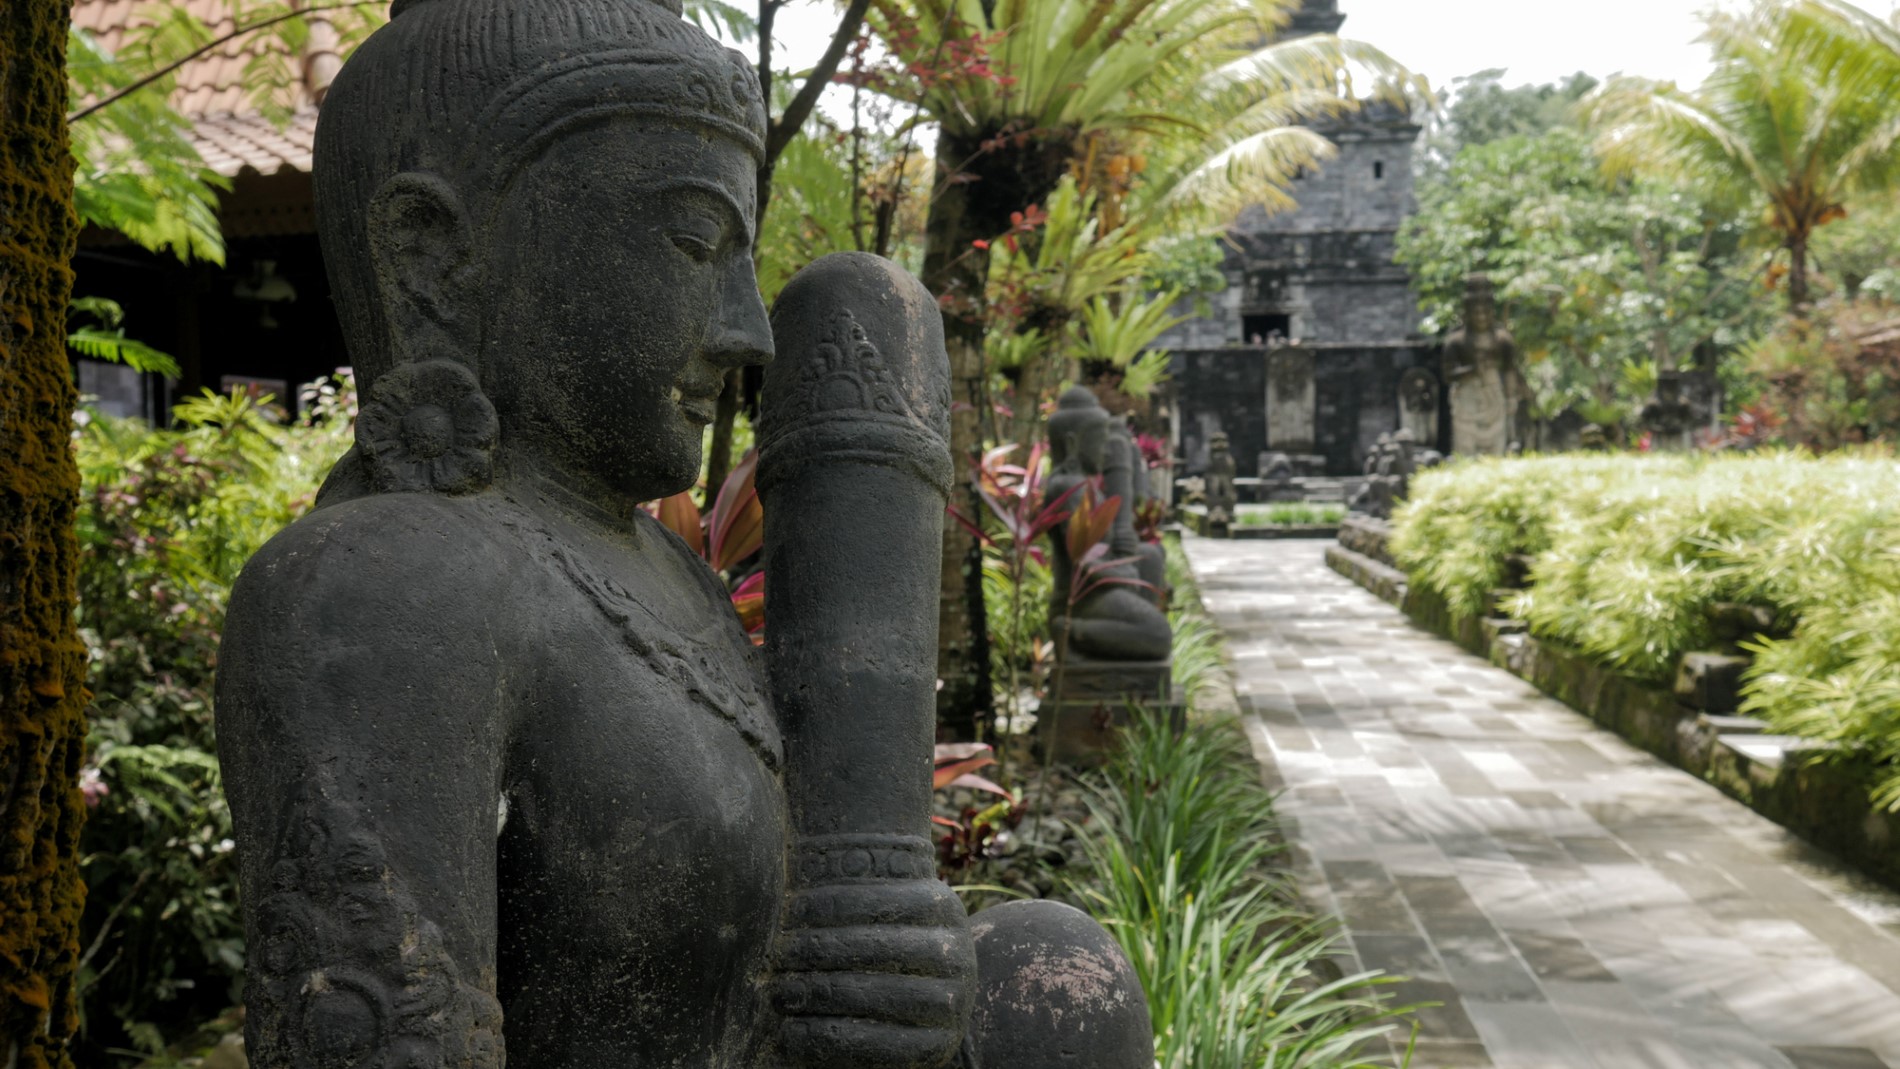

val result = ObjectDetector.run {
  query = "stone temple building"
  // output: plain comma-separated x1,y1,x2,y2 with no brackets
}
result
1155,0,1441,478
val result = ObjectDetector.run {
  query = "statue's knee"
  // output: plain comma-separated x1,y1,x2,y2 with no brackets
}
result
967,900,1154,1068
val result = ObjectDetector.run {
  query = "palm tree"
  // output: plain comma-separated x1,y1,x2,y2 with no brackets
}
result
2,5,90,1068
1588,0,1900,312
866,0,1420,728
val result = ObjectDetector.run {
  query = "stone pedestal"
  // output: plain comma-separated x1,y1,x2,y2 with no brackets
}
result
1046,654,1183,764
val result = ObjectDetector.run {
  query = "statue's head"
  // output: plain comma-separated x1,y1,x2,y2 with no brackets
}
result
314,0,771,502
1464,274,1497,333
1046,387,1109,474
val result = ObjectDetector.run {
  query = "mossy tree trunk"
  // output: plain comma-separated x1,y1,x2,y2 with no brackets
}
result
0,5,89,1069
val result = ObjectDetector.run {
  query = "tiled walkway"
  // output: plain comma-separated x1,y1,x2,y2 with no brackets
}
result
1183,536,1900,1069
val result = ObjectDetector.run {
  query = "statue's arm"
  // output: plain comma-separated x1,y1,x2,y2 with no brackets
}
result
215,500,509,1068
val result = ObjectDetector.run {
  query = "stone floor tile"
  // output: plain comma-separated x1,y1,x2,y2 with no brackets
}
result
1463,1000,1599,1068
1504,930,1618,984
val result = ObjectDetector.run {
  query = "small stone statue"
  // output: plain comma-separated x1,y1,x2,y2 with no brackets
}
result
1045,388,1173,661
1348,430,1441,520
1640,370,1718,452
214,3,1151,1068
1445,275,1531,456
1398,366,1440,448
1579,423,1611,451
1203,430,1239,535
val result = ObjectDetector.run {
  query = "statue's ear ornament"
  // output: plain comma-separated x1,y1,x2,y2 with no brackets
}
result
355,359,499,495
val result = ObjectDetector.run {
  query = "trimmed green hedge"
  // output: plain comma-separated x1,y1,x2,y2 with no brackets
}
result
1389,451,1900,810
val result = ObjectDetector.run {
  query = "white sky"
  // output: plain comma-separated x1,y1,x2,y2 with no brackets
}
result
764,0,1900,101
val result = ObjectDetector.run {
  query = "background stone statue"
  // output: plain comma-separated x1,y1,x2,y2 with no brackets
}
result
1445,275,1531,456
1348,430,1441,520
1107,417,1168,601
214,3,1151,1067
1204,430,1239,534
1045,388,1172,662
1398,366,1440,448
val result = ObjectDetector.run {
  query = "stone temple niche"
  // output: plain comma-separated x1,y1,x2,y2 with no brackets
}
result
1153,0,1443,484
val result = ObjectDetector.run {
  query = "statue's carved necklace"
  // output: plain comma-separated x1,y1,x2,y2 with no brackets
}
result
509,472,783,772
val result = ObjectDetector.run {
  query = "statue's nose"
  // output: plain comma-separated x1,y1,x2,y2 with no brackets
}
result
706,256,773,369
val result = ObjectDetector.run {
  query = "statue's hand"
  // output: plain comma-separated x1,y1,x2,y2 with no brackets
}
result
775,876,977,1069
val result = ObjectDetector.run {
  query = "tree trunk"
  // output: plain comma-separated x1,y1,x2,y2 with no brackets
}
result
1008,342,1071,452
0,6,89,1069
922,136,996,738
1788,230,1811,316
703,368,743,510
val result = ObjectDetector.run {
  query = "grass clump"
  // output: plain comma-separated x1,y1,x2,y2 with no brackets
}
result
1391,450,1900,808
1240,503,1347,526
1071,712,1416,1067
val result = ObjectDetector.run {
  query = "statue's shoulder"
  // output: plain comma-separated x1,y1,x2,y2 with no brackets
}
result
229,490,531,630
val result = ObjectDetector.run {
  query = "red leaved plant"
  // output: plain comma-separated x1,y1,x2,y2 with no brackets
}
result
932,742,1017,876
649,449,765,642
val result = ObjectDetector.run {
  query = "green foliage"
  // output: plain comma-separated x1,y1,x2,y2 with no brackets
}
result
1073,713,1415,1067
1391,451,1900,809
67,297,182,378
758,123,877,302
73,377,354,1049
1239,503,1346,526
1397,127,1772,420
1812,189,1900,300
1587,1,1900,309
1743,296,1900,448
1419,69,1599,172
67,27,229,264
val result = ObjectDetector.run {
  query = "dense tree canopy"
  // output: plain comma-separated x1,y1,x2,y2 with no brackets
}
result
1398,127,1773,422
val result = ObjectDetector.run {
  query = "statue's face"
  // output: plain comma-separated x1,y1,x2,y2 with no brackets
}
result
483,121,771,501
1076,422,1109,474
1468,294,1494,332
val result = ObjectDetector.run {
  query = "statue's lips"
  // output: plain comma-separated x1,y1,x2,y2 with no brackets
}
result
678,393,719,425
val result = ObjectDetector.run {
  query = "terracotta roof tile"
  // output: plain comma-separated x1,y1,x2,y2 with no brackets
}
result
71,0,385,175
192,107,318,177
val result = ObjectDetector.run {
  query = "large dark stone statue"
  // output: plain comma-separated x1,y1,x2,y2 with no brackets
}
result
1446,275,1531,456
214,3,1149,1067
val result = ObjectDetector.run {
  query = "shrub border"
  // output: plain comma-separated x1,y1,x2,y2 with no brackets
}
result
1326,520,1900,891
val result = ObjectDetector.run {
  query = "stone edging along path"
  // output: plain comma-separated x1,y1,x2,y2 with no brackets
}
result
1327,521,1900,892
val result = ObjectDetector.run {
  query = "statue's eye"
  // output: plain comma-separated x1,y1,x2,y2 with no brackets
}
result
671,232,718,263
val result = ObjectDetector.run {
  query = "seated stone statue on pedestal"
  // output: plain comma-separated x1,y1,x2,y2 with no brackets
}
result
1040,390,1174,760
213,3,1151,1067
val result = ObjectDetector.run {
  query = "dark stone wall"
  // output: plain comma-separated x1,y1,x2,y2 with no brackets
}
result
1172,348,1267,473
1172,343,1443,476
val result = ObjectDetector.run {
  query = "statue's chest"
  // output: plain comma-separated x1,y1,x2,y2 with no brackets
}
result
494,532,787,1060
